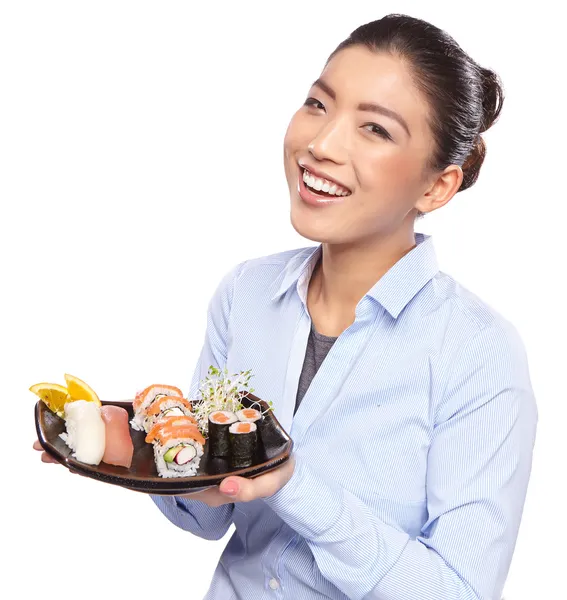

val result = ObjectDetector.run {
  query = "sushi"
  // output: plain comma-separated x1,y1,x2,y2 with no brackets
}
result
145,418,205,478
131,384,183,431
228,421,258,468
100,405,134,468
208,410,238,457
235,408,262,424
142,395,196,433
60,400,106,465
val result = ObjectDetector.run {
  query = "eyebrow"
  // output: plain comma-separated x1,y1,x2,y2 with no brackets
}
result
312,78,411,138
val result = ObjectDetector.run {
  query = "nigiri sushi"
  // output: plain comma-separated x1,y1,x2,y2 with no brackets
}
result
60,400,105,465
101,405,134,468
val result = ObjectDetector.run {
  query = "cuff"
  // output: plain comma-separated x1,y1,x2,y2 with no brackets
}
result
263,457,344,540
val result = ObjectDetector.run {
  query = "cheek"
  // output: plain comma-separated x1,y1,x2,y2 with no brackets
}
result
283,111,305,154
357,146,425,203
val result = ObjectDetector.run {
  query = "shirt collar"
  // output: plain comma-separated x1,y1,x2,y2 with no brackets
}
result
271,233,439,319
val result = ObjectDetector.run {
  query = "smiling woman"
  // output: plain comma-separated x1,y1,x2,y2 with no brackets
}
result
35,12,536,600
146,14,536,600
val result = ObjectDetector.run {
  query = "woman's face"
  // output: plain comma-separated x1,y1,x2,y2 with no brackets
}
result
284,45,437,245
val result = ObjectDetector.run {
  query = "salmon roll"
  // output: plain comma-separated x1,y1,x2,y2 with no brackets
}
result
235,408,262,424
208,411,238,457
130,384,183,431
228,421,257,468
146,420,205,478
142,395,195,433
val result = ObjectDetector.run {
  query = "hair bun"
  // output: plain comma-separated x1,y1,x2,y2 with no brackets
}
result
479,68,504,133
460,136,486,191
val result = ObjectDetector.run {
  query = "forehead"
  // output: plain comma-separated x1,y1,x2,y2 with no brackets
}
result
320,46,431,135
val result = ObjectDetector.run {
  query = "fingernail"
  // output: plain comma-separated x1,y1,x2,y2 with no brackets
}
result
223,482,239,496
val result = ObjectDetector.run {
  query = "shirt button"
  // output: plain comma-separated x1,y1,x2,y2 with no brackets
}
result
269,578,280,590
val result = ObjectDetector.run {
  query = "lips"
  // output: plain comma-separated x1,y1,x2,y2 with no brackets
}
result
298,162,351,194
296,166,350,207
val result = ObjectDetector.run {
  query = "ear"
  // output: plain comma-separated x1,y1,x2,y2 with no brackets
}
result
415,165,463,215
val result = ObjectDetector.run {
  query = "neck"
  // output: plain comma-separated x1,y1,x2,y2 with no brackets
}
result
308,227,417,334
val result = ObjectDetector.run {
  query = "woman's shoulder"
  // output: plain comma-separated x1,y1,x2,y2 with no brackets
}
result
241,245,317,270
210,246,316,306
431,270,505,329
230,245,317,287
428,270,530,371
429,271,537,424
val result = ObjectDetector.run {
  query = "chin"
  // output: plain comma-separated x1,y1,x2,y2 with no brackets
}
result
290,203,340,244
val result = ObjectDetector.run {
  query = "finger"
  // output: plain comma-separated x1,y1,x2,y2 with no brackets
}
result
41,452,58,464
33,440,43,451
219,471,280,503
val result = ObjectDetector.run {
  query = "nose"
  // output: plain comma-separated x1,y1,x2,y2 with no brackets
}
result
307,118,349,165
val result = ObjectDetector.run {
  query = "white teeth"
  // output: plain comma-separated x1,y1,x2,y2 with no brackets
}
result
302,169,350,196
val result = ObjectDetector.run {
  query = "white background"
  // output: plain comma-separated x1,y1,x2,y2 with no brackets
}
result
1,1,565,599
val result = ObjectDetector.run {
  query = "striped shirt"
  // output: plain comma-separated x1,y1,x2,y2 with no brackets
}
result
151,233,537,600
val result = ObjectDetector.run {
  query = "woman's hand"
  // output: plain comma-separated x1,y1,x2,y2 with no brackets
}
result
33,439,59,464
178,454,296,506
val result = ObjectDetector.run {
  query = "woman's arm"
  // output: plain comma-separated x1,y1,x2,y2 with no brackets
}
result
150,261,246,541
263,323,538,600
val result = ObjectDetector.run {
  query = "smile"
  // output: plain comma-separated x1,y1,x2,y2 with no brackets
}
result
301,168,351,197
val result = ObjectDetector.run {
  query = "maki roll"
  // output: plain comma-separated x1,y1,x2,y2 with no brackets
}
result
235,408,262,424
145,419,205,478
130,384,183,431
208,411,238,457
143,395,196,433
228,421,258,468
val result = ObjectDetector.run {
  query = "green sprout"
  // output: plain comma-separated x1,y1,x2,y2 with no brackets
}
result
193,366,255,436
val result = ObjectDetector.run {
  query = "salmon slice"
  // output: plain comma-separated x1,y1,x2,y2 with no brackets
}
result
151,415,197,429
210,411,231,423
132,384,183,412
146,395,193,416
101,405,134,468
240,409,259,419
235,422,252,433
145,420,205,446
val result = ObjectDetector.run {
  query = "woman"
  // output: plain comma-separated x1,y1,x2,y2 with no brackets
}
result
35,14,537,600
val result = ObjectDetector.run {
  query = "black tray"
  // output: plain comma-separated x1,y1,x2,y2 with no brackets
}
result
35,394,293,495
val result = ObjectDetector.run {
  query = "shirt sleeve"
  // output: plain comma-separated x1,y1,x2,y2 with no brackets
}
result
150,261,246,541
264,323,538,600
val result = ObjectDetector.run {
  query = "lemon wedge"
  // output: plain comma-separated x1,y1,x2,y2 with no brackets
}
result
64,373,101,406
29,383,70,417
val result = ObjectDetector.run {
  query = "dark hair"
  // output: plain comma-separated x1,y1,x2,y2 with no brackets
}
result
328,14,504,193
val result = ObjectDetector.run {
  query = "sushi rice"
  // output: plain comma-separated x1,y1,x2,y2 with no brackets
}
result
153,436,204,477
60,400,105,465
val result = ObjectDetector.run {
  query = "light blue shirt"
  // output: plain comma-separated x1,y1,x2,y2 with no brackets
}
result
151,233,537,600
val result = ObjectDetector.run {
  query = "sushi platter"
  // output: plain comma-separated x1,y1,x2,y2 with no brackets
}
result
33,371,293,494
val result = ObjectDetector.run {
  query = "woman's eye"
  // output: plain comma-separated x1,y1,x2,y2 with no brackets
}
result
304,97,325,111
364,123,392,141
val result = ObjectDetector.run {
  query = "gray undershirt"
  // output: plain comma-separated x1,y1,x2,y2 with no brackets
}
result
294,322,338,414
